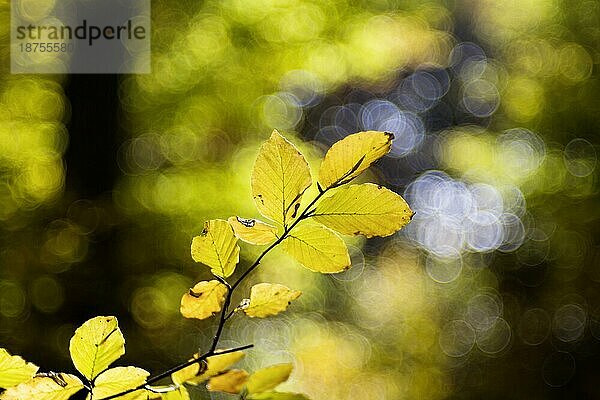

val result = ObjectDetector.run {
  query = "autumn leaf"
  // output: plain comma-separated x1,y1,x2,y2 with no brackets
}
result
251,130,312,227
69,316,125,380
0,349,38,389
312,183,413,238
246,363,293,394
90,366,149,400
228,216,278,245
191,219,240,278
318,131,393,188
170,356,203,386
282,223,350,273
206,369,249,394
180,280,228,320
171,350,245,386
0,373,84,400
244,283,301,318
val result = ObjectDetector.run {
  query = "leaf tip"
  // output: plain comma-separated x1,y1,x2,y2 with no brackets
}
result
269,129,286,143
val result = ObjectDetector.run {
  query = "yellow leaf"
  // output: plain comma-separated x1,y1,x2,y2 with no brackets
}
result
249,392,310,400
0,373,83,400
180,280,228,320
191,219,240,278
282,223,350,273
147,386,190,400
244,284,301,318
318,131,393,188
251,130,312,227
206,369,249,394
161,387,190,400
0,349,38,389
171,350,244,386
313,183,413,238
69,316,125,380
170,357,203,386
228,216,279,245
91,366,149,400
246,364,293,394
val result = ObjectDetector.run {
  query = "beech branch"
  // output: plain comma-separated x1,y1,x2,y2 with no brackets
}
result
98,184,333,400
96,344,254,400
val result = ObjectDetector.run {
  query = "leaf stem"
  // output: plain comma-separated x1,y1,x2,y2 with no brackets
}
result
95,344,254,400
210,186,331,354
231,187,330,294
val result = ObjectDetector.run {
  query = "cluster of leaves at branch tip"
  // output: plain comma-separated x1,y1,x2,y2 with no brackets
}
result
0,130,413,400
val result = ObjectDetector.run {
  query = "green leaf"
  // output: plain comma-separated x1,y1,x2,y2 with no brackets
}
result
0,349,38,389
244,284,301,318
246,364,293,394
228,216,278,245
90,366,149,400
282,223,350,273
251,130,312,227
313,183,414,238
0,373,84,400
171,350,245,386
191,219,240,278
248,392,310,400
180,280,228,320
206,369,249,394
318,131,393,188
69,316,125,380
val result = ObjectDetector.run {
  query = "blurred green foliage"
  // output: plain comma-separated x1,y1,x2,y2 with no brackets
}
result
0,0,599,399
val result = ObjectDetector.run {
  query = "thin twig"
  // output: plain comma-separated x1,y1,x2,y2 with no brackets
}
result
205,187,331,357
98,178,338,399
211,183,337,353
96,344,254,400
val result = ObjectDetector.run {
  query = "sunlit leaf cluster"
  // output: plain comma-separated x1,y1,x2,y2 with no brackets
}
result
1,317,148,400
0,130,413,400
185,130,412,318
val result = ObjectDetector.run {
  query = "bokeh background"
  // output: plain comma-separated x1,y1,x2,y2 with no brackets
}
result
1,0,599,399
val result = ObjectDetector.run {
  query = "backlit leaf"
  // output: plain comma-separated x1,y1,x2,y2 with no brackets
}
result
244,284,301,318
246,364,293,394
147,386,190,400
90,366,149,400
0,349,38,389
206,369,249,394
282,223,350,273
170,356,203,386
161,387,190,400
0,373,83,400
172,350,245,385
228,216,278,245
69,316,125,380
313,183,413,238
180,280,228,320
249,392,310,400
191,219,240,278
251,130,312,227
318,131,393,188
